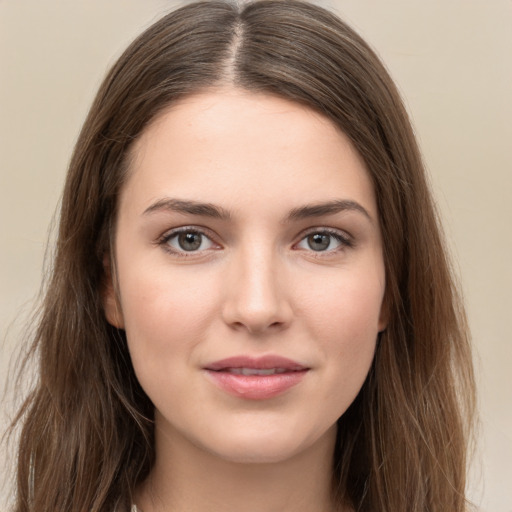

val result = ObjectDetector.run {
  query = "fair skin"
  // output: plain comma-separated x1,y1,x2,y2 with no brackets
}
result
105,88,386,512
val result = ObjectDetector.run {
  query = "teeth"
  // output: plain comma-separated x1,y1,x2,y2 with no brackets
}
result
226,368,288,376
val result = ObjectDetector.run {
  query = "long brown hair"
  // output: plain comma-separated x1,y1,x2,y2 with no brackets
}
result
9,1,475,510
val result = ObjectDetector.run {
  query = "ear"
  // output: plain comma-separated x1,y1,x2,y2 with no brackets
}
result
377,292,389,333
102,255,125,329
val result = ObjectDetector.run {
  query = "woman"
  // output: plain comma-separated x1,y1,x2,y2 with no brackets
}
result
9,1,476,511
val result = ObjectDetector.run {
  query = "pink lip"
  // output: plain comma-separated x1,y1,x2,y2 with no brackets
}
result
203,355,309,400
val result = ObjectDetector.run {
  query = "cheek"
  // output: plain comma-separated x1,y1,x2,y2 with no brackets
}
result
117,264,219,377
120,258,218,324
301,264,384,338
298,266,384,388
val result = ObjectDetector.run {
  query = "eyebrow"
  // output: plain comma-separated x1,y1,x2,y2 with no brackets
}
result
142,197,372,223
286,199,372,223
143,198,232,220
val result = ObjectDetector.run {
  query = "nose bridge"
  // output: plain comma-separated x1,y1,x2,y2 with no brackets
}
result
222,237,291,333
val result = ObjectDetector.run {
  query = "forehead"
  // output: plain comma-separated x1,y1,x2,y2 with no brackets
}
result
121,88,376,219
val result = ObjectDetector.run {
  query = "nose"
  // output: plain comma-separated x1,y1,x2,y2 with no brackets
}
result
221,245,293,335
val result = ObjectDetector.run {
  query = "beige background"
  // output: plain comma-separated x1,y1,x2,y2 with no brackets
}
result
1,1,511,510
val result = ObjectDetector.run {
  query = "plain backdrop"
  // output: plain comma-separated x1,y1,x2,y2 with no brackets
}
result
1,1,511,510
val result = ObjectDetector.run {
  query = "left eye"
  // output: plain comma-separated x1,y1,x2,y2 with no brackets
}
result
164,230,215,252
296,232,349,252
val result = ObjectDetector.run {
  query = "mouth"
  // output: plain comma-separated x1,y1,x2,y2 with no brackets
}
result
216,367,300,376
203,355,310,400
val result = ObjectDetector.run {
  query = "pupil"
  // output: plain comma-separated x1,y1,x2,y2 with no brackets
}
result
308,233,330,251
179,232,201,251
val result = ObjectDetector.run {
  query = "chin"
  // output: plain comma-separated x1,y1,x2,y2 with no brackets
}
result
207,441,305,465
196,422,337,466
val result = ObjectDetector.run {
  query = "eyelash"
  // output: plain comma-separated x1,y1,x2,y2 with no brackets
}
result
297,228,354,253
157,226,219,258
157,226,354,258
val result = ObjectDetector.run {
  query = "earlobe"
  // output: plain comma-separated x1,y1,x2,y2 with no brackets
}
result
102,255,125,329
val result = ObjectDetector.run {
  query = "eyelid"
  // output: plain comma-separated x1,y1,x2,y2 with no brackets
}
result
157,225,222,256
293,227,354,251
155,225,354,257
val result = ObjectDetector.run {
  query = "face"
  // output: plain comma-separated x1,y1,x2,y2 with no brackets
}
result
105,88,386,464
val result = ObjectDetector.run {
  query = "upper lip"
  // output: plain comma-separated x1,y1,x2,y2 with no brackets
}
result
204,355,308,371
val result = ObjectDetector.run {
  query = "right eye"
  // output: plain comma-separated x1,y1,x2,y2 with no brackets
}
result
160,228,217,255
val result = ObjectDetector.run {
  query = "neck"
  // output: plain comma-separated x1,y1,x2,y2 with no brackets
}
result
135,423,343,512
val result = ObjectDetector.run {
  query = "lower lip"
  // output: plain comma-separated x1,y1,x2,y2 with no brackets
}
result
204,370,308,400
